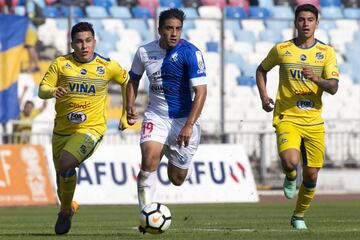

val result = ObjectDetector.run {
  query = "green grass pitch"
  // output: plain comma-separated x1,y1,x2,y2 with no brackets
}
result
0,200,359,239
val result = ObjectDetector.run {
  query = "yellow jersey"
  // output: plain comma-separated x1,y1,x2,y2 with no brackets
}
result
39,53,129,135
261,39,339,126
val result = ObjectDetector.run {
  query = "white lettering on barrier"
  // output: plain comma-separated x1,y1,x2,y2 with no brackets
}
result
45,144,259,204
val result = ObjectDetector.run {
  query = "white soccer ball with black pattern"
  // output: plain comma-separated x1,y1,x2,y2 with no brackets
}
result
139,202,172,234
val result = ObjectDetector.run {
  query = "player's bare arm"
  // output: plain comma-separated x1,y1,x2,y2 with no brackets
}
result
177,84,207,147
125,79,140,125
256,65,274,112
302,67,338,95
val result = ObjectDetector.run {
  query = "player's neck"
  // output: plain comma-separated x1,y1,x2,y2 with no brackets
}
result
294,36,316,49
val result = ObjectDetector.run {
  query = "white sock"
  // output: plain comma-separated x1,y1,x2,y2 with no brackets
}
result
137,169,157,211
185,163,193,181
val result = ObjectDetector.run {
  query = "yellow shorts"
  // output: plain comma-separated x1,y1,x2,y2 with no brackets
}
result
52,129,103,171
275,121,325,168
24,27,37,47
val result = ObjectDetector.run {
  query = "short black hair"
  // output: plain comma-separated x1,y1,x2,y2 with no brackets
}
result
24,100,34,107
159,8,186,29
295,4,319,20
71,22,95,41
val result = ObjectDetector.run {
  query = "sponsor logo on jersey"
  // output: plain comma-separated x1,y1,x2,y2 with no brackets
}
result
296,99,315,110
289,69,307,81
170,52,178,62
315,52,324,60
96,58,109,66
64,63,72,69
195,51,205,74
300,54,307,61
67,112,87,123
150,84,176,94
149,71,162,82
280,42,292,49
69,82,96,95
69,101,91,109
80,69,87,75
96,66,105,75
331,71,339,77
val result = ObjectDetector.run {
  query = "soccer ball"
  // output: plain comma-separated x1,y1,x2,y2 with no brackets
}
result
139,202,172,234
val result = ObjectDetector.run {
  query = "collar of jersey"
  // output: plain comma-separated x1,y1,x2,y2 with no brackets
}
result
72,52,97,63
292,38,318,50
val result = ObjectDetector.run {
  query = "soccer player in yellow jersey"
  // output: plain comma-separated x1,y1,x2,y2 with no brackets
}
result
256,4,339,229
38,22,129,235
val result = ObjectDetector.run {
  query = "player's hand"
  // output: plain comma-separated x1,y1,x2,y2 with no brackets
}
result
54,86,67,99
261,96,274,112
126,106,138,126
177,124,193,148
301,67,317,82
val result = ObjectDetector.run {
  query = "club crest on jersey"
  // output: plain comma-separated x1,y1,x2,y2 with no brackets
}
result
170,52,178,62
96,66,105,75
300,54,307,61
63,63,72,69
80,69,87,75
315,52,324,60
283,51,292,56
195,51,205,74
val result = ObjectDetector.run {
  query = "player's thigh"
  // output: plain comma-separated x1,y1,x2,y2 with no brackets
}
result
164,120,201,170
140,141,164,171
275,121,302,153
52,134,70,172
62,130,103,167
301,124,325,168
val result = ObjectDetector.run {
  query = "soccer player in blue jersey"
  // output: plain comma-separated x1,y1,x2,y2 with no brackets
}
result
125,8,207,233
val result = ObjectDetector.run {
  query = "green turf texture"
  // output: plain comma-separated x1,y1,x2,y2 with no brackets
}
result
0,200,359,239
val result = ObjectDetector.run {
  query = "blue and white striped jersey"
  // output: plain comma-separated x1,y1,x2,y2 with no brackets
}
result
129,39,207,119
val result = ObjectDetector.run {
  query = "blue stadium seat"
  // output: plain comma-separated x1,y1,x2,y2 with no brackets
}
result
225,20,242,32
93,0,113,12
125,19,150,40
249,6,270,19
343,8,360,19
321,6,343,19
318,19,337,31
131,6,153,18
159,0,183,8
61,6,85,18
234,30,256,43
86,6,109,18
206,41,219,52
225,52,246,68
109,6,132,18
259,29,283,43
242,64,258,78
270,6,294,19
14,6,26,15
236,76,256,86
320,0,341,7
42,6,61,18
225,6,247,19
258,0,274,9
265,19,290,30
181,7,198,18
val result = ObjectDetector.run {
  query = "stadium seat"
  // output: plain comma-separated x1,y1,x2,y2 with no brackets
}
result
86,6,109,18
258,0,275,9
61,6,85,18
181,7,199,18
259,29,283,43
183,0,202,8
321,6,343,19
131,6,153,18
241,19,266,38
225,6,247,19
343,8,360,19
249,6,271,19
109,6,132,18
198,5,222,18
270,6,294,19
14,5,25,15
236,76,256,86
225,20,242,32
320,0,341,7
265,19,291,30
159,0,182,8
42,6,62,18
138,0,159,17
318,19,337,30
225,52,246,68
206,41,219,52
233,30,256,43
93,0,113,12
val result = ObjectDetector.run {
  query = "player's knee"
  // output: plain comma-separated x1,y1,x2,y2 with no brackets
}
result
168,174,186,186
